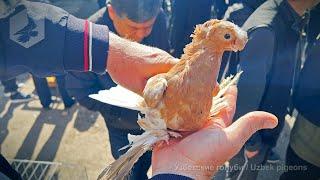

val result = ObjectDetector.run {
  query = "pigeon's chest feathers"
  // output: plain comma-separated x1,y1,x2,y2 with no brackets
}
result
161,50,222,131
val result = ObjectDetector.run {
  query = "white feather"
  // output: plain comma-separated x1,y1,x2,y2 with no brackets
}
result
89,85,146,111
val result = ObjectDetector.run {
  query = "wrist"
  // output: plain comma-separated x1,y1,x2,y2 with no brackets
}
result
152,147,216,179
153,164,215,180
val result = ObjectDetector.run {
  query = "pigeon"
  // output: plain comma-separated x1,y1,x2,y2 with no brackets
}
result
90,19,248,180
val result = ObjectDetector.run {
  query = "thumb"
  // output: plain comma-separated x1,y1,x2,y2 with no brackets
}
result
224,111,278,149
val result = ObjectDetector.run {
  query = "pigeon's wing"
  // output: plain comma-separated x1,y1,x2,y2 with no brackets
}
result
90,85,146,111
143,74,168,108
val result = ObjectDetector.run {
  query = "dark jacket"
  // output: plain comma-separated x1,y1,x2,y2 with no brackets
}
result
224,0,266,27
294,41,320,127
66,8,170,130
219,0,266,80
293,4,320,127
170,0,213,58
233,0,306,150
0,0,109,80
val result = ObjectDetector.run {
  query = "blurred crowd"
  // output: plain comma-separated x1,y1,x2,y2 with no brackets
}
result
0,0,319,179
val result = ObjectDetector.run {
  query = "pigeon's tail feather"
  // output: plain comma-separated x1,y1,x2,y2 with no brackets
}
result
97,132,166,180
89,85,146,112
97,144,149,180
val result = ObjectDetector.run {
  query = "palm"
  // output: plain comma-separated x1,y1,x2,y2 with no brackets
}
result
152,87,278,178
175,124,241,168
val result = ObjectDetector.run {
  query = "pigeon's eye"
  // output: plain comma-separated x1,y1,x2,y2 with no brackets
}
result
224,33,231,40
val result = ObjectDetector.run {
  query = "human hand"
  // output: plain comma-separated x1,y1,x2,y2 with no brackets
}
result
107,33,178,94
152,86,278,179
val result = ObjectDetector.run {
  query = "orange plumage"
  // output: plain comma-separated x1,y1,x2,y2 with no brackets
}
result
93,19,248,180
142,19,247,131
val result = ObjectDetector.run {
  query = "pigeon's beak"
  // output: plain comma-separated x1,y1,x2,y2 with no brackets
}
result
232,28,248,52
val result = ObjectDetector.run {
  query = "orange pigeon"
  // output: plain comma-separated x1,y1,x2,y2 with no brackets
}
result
90,19,248,179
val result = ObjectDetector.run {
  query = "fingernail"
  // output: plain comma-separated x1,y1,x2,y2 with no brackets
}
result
265,119,277,129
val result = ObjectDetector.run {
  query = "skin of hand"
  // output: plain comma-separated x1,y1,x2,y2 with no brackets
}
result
106,32,178,95
245,149,260,158
152,86,278,179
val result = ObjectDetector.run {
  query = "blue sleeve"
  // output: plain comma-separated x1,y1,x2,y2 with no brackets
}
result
235,28,275,152
0,0,109,78
151,174,193,180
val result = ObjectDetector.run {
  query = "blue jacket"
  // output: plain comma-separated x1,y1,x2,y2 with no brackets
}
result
223,0,266,27
65,8,170,130
293,5,320,127
294,40,320,127
232,0,308,151
0,0,109,80
170,0,212,58
219,0,266,80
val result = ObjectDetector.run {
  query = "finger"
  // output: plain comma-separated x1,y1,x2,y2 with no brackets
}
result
211,86,238,128
224,111,278,150
219,86,237,125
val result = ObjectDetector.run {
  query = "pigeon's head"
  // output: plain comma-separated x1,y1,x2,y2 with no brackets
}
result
191,19,248,53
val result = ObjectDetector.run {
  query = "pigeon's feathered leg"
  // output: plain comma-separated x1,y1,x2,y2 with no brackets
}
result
210,71,243,116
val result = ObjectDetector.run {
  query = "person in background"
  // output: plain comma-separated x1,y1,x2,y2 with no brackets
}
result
213,0,242,19
221,0,281,169
65,0,169,179
224,0,266,27
33,75,74,109
1,78,32,103
225,0,320,179
170,0,213,58
280,4,320,179
219,0,266,81
221,0,283,166
169,0,243,59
